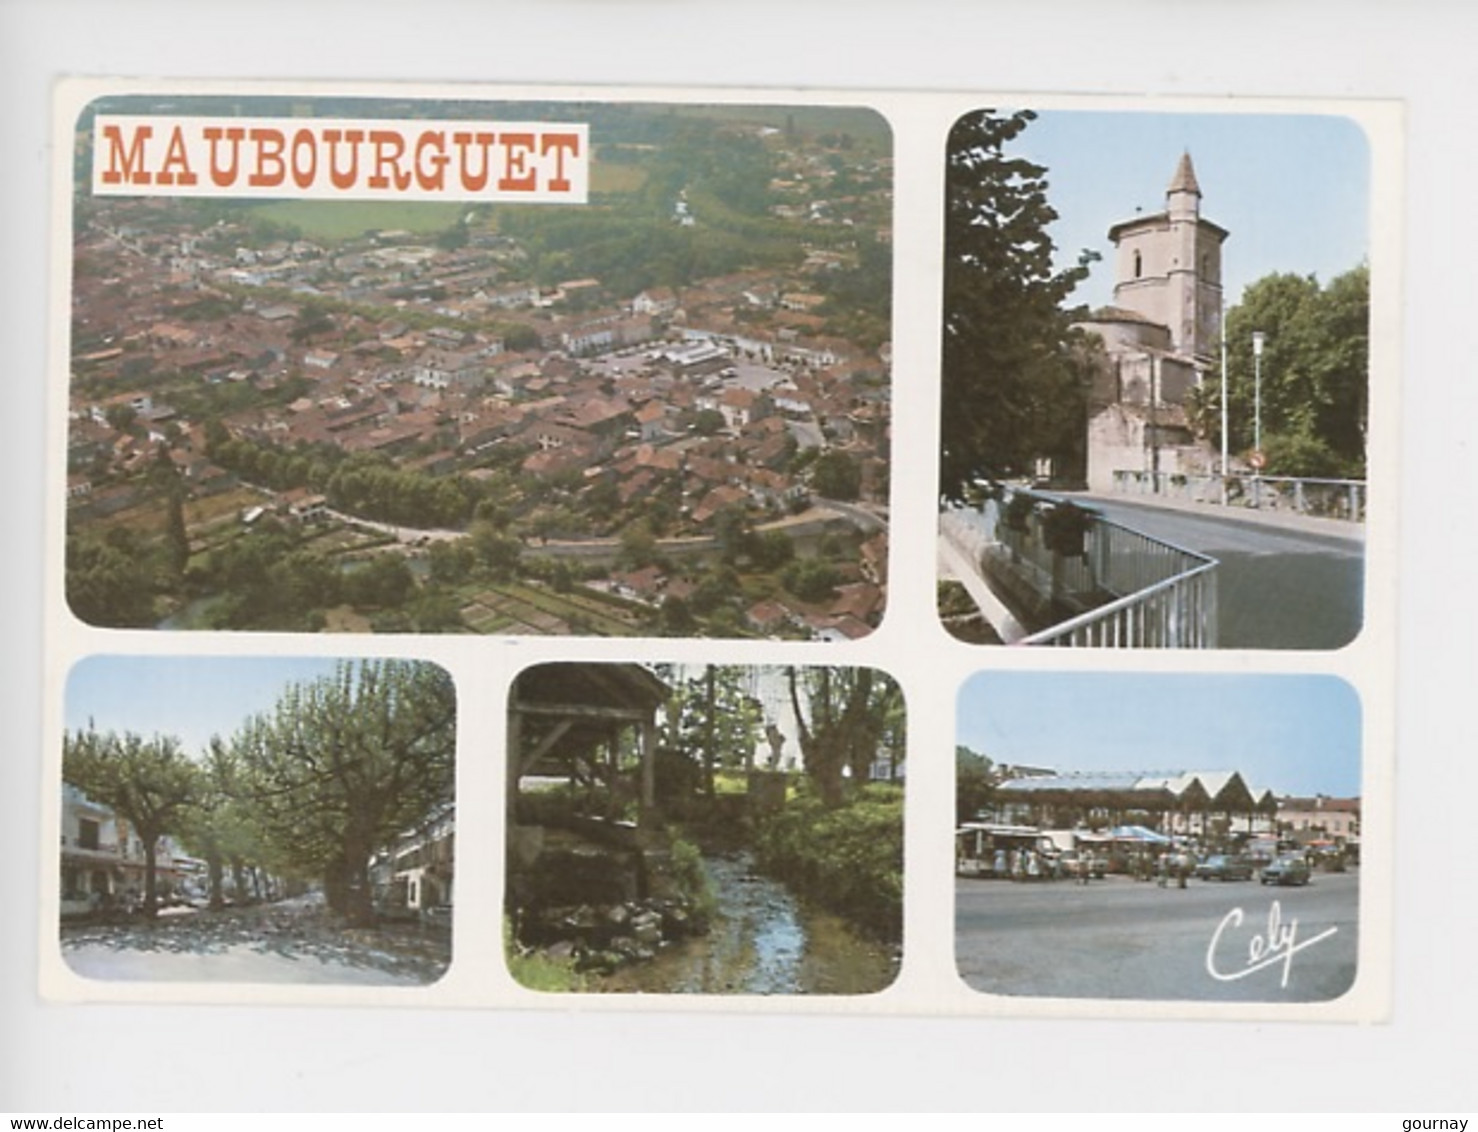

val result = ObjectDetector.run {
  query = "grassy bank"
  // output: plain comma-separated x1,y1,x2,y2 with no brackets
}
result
754,782,903,942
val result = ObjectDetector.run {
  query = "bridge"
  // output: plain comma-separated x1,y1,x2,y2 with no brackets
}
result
942,482,1364,650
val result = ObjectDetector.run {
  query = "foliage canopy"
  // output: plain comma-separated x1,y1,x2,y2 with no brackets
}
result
940,110,1094,498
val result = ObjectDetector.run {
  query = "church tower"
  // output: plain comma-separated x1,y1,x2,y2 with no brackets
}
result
1106,152,1228,362
1076,153,1232,492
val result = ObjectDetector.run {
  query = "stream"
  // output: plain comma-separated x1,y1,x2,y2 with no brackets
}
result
594,852,899,995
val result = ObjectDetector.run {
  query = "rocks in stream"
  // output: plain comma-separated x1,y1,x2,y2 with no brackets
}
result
519,896,707,973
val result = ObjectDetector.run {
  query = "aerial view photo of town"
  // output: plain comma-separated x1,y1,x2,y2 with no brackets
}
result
64,96,892,638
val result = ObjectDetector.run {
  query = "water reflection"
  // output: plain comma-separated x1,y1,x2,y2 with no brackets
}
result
595,853,897,995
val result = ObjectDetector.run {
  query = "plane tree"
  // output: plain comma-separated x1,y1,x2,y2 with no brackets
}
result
1198,265,1370,477
786,665,900,807
231,659,456,926
62,728,200,918
178,738,276,910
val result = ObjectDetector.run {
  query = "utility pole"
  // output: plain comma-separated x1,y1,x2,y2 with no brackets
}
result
1252,330,1265,456
1252,330,1266,508
1149,356,1160,492
1219,301,1228,507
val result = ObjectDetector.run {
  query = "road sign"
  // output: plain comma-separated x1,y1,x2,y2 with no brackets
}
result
1248,450,1267,470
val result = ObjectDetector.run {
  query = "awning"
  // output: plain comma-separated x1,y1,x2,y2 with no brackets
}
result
1108,825,1171,844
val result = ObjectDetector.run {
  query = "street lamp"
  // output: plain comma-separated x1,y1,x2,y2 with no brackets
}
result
1251,330,1266,456
1251,330,1266,509
1219,300,1229,506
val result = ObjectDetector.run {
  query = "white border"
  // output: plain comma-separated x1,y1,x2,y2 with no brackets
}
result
39,77,1399,1025
3,0,1467,1112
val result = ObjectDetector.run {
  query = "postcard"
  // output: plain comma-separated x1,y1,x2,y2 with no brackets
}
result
41,77,1399,1020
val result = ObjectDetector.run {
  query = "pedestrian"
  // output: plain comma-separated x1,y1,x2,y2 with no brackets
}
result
994,847,1006,879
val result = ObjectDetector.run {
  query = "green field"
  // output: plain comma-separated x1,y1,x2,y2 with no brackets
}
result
247,199,467,240
666,104,892,149
590,162,648,195
457,580,644,636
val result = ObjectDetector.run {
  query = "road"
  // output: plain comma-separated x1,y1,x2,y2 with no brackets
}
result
330,502,878,560
60,894,450,986
956,871,1359,1003
1078,496,1365,649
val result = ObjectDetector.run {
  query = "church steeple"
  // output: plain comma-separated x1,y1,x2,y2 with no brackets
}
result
1167,152,1201,223
1167,151,1201,197
1105,149,1227,362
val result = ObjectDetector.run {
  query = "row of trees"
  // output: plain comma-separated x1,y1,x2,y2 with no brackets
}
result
206,430,484,531
63,660,455,926
655,665,904,809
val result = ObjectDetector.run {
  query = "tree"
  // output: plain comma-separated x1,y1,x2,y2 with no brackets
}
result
232,660,456,926
617,518,659,570
66,533,159,628
469,520,522,580
179,738,271,910
342,555,414,610
163,480,190,580
428,539,476,585
956,745,996,824
810,449,862,501
658,594,698,636
501,323,543,352
63,729,200,918
666,665,763,795
436,220,469,250
750,529,795,572
712,502,755,565
782,556,839,604
692,408,726,436
786,666,898,807
409,587,464,633
940,110,1095,498
105,403,137,433
1213,266,1369,476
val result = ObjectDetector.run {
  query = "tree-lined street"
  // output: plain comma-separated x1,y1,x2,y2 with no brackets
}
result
61,658,455,985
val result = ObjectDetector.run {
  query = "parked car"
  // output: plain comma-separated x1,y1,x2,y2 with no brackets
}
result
1194,854,1254,882
1260,855,1312,886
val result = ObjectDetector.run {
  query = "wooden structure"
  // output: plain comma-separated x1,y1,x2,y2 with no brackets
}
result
507,662,670,826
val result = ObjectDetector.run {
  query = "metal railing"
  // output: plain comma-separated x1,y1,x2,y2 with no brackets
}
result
1112,470,1366,522
1020,553,1218,647
975,487,1219,648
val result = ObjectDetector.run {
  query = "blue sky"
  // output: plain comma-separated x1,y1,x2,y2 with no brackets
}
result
64,655,359,762
957,671,1361,797
996,109,1371,312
